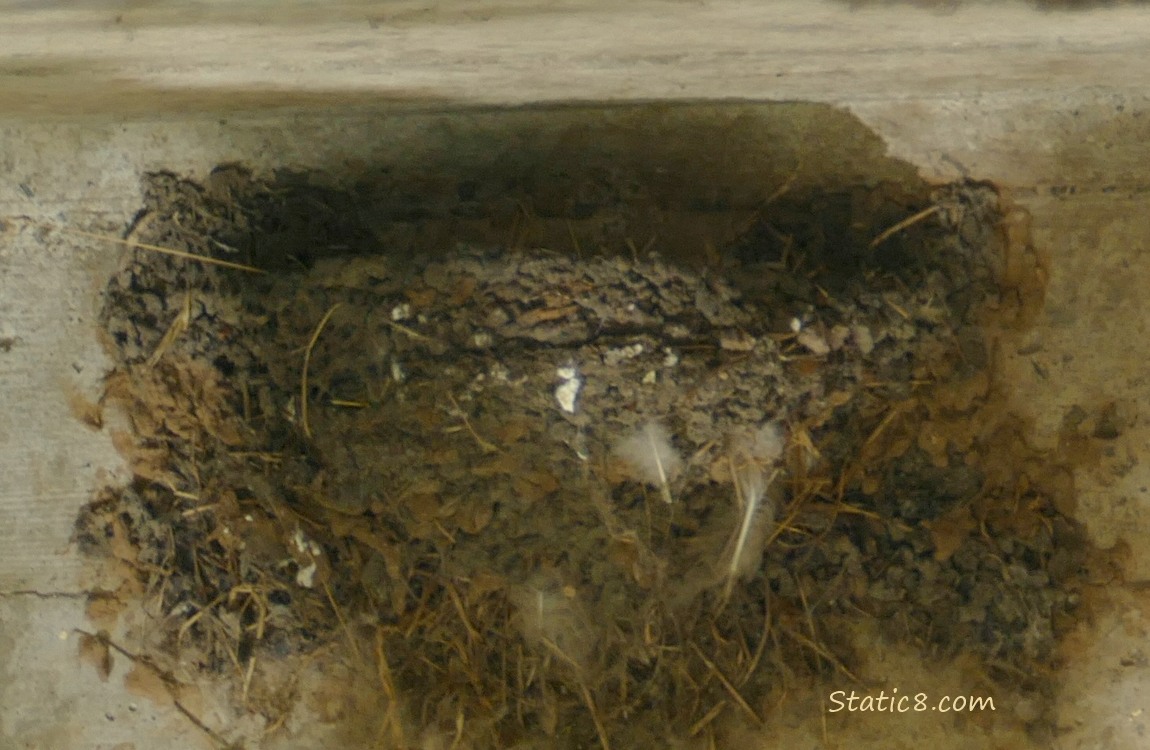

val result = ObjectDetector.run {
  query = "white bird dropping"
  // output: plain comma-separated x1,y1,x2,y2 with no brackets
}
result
554,365,583,414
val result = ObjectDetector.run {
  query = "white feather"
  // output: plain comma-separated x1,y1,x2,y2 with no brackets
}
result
725,467,777,593
615,421,683,504
721,422,785,600
746,422,785,464
509,581,594,670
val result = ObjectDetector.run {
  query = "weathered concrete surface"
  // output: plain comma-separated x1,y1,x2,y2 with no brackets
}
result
2,0,1150,114
4,1,1150,748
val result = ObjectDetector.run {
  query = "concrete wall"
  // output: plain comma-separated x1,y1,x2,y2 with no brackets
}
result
4,2,1150,748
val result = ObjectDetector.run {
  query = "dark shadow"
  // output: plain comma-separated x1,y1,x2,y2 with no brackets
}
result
117,100,931,278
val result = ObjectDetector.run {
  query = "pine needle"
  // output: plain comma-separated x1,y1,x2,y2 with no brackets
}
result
55,225,267,274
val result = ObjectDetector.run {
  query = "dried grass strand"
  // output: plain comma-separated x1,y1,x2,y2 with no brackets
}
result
579,681,612,750
300,303,342,439
374,626,408,748
146,292,192,367
688,700,727,737
869,205,941,249
57,226,267,274
691,642,761,727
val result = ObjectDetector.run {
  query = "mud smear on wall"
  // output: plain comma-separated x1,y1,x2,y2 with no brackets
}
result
72,104,1105,749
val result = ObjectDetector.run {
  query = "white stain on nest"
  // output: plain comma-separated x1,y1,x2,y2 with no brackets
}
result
554,364,583,414
292,528,323,589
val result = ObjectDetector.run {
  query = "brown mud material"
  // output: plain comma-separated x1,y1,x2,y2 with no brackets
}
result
75,164,1096,749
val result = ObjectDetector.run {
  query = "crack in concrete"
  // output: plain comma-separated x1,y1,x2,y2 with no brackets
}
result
0,589,88,599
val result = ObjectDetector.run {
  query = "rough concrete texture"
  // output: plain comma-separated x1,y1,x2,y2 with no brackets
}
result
4,1,1150,748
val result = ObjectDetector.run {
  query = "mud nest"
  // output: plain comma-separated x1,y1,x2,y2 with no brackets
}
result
77,166,1085,748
